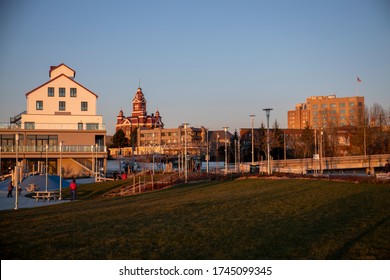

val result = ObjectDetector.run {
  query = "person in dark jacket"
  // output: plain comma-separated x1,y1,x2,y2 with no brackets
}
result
7,181,13,198
385,160,390,173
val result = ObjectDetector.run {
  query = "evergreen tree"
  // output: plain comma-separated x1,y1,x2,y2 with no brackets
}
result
112,129,128,148
271,119,284,159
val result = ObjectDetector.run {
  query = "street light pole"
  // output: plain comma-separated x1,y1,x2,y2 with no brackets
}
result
234,139,237,173
183,123,189,183
14,133,19,210
152,133,155,176
46,143,48,192
59,141,63,200
206,128,209,174
250,114,255,166
263,108,273,175
216,134,219,174
95,143,98,181
223,126,229,175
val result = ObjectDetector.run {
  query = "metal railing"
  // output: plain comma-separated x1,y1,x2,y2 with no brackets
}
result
0,145,107,153
0,122,106,130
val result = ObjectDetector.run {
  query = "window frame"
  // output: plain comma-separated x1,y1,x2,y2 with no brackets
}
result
70,88,77,97
48,87,54,97
81,101,88,111
59,87,66,97
36,100,43,110
59,101,66,111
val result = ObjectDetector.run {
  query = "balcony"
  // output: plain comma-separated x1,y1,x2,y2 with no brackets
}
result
0,145,107,153
0,122,106,131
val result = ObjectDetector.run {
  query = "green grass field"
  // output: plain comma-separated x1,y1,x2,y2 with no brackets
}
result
1,177,389,259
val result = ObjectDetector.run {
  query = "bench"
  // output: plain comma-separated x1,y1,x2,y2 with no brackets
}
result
32,191,58,202
376,173,390,181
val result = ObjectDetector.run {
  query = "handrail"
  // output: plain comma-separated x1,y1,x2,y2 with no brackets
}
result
0,122,106,130
0,145,107,153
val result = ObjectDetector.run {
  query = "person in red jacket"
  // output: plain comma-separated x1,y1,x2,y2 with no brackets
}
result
69,178,77,201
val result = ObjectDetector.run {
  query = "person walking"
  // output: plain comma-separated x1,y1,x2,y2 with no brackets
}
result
385,160,390,173
7,180,13,198
69,178,77,201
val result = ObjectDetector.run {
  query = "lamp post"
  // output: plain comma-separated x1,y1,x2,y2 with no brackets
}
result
183,123,189,183
238,136,241,172
95,143,98,181
91,144,94,181
59,141,63,200
234,139,237,173
320,128,323,174
14,133,19,210
152,133,155,176
206,128,209,174
263,108,273,175
223,126,229,175
216,134,219,174
250,114,255,166
46,144,48,192
151,133,155,190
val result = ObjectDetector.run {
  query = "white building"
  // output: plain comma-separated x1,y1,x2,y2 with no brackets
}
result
0,63,107,178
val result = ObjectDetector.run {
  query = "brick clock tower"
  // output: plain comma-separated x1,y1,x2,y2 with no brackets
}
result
132,87,147,117
116,87,163,140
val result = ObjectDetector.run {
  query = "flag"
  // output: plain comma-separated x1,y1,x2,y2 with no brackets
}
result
357,76,362,83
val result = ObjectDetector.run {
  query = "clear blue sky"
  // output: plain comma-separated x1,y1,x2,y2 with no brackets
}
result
1,0,389,135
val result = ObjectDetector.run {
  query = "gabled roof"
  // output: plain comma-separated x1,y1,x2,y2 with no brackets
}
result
49,63,76,78
25,74,98,98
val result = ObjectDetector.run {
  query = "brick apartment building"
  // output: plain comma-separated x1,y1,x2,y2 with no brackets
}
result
288,95,365,129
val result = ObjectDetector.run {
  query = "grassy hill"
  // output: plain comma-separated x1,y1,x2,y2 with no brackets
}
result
1,177,389,259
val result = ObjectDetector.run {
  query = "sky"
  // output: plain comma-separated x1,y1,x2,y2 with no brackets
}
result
0,0,389,135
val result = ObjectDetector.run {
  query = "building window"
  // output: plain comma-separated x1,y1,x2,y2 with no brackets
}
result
330,103,336,108
349,102,355,107
321,104,327,109
81,101,88,111
36,100,43,110
358,102,363,107
312,104,318,109
70,88,77,97
48,87,54,97
340,109,346,114
339,102,346,108
86,123,99,130
59,87,66,97
25,122,35,129
78,123,83,130
59,101,66,111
